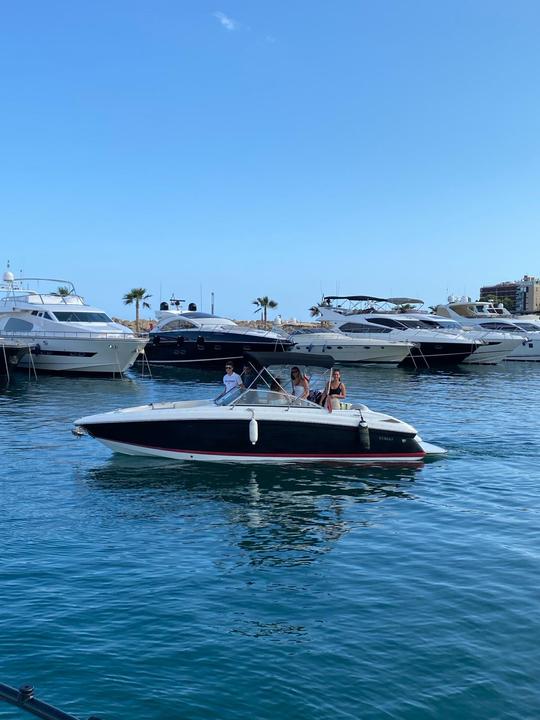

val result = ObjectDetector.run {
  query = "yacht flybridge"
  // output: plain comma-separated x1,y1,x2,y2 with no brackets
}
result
0,269,148,376
74,352,447,464
317,296,478,367
435,298,540,362
141,298,293,368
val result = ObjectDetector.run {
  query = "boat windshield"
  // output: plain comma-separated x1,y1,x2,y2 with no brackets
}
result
515,322,540,332
216,387,321,409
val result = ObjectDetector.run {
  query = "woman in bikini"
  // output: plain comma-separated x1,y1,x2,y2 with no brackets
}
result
320,369,347,409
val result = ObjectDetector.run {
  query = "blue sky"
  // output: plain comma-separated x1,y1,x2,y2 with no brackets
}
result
1,1,539,321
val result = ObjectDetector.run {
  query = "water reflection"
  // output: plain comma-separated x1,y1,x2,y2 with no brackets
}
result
84,459,422,566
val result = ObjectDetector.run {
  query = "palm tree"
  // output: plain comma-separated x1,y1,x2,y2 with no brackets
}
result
309,305,320,318
57,286,71,296
253,296,278,327
123,288,151,332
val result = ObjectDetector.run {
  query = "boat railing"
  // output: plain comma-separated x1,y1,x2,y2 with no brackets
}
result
0,329,149,341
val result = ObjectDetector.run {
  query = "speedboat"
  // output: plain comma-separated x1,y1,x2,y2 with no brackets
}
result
74,352,447,464
317,296,479,368
141,299,293,369
288,327,414,365
0,269,148,376
435,298,540,361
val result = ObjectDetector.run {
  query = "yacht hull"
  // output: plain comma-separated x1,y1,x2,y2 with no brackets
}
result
16,337,146,376
463,339,523,365
0,342,30,375
505,339,540,361
401,342,477,368
140,336,293,369
291,341,411,365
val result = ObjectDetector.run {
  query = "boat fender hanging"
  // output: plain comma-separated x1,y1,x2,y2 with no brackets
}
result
176,336,184,346
248,411,258,445
358,420,370,450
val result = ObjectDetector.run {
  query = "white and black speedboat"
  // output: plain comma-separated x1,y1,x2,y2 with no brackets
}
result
74,352,446,464
435,298,540,361
141,301,293,369
288,327,414,365
317,296,479,368
0,269,147,376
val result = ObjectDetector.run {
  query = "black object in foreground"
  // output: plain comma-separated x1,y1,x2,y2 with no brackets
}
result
0,682,102,720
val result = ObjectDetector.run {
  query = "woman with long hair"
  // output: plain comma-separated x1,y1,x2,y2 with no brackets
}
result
290,366,309,399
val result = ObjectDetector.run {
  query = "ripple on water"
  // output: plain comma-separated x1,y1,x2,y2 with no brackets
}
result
1,365,540,719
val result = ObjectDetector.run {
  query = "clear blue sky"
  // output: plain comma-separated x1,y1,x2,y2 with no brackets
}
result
1,1,539,321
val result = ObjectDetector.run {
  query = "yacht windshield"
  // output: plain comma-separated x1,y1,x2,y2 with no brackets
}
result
53,311,112,322
398,319,433,329
422,319,462,330
515,322,540,332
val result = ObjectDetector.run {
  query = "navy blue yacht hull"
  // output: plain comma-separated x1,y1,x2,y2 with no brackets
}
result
400,342,477,368
139,334,293,369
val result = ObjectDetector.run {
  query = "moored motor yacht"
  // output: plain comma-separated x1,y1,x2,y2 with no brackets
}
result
74,352,447,464
435,298,540,362
288,327,414,365
317,296,479,368
0,269,148,376
141,299,293,369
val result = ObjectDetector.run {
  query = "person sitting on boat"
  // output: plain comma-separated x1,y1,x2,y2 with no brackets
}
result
218,363,244,398
320,369,347,410
290,366,309,399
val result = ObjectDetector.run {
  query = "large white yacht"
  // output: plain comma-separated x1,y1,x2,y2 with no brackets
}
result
317,296,479,368
0,269,148,376
287,327,414,365
434,297,540,362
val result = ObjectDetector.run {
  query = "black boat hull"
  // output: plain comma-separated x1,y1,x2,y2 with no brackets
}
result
400,342,477,368
83,417,425,462
139,335,293,369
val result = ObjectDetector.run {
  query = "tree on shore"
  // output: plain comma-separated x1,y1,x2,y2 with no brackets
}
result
57,286,72,296
123,288,151,332
253,296,278,327
309,305,321,317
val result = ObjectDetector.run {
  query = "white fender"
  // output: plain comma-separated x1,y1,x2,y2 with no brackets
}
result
249,417,259,445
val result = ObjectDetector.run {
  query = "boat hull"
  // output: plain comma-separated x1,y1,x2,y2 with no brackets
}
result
400,342,477,368
0,343,30,375
80,416,425,463
14,336,146,376
463,339,523,365
505,338,540,361
291,341,411,365
140,337,293,369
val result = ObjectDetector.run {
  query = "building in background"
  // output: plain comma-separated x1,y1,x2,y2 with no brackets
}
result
480,275,540,314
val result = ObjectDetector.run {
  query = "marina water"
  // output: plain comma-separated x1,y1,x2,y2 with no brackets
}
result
1,363,539,719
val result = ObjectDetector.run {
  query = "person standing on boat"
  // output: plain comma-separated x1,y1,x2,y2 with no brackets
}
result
290,366,309,399
242,363,258,389
320,369,347,410
219,363,244,397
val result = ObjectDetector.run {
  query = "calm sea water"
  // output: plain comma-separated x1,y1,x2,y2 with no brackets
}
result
1,362,540,720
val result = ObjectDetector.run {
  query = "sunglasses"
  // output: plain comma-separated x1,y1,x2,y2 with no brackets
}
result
225,366,233,370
